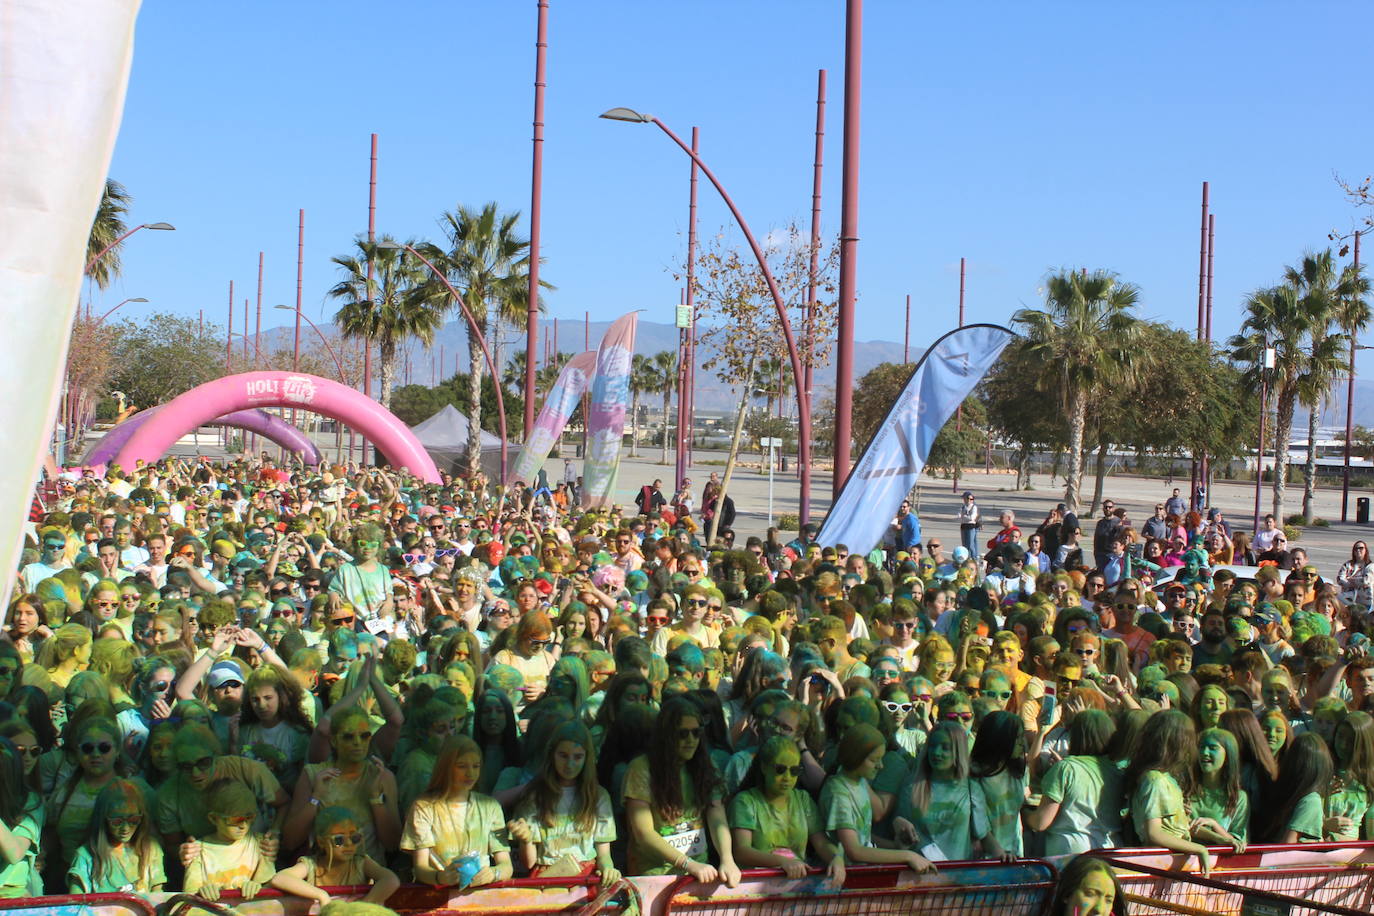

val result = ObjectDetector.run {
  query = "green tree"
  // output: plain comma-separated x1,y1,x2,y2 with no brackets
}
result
107,312,225,409
980,341,1068,489
928,397,988,480
421,203,542,475
1290,251,1369,521
851,362,916,453
647,350,679,466
327,236,436,410
1229,254,1361,522
389,373,523,433
627,353,653,459
1012,268,1142,512
85,179,131,290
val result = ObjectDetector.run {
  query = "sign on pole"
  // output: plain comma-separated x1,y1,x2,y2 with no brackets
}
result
675,305,692,329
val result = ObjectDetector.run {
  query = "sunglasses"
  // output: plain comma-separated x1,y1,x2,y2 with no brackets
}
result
647,615,670,626
684,569,702,577
303,582,321,591
178,756,214,773
893,620,917,630
108,814,143,828
43,542,65,550
357,540,382,549
981,690,1013,700
328,831,365,847
270,608,296,619
944,712,974,722
529,639,551,649
214,814,254,827
685,598,709,607
677,727,703,740
883,701,914,714
14,746,41,760
1075,647,1097,656
149,680,171,694
913,694,933,703
80,741,114,756
331,616,355,626
772,764,803,777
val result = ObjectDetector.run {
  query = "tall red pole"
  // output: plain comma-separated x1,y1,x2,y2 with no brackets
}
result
804,70,826,464
1201,213,1215,498
1192,181,1209,505
364,132,378,466
293,210,304,461
524,0,549,444
226,280,234,370
833,0,863,498
903,294,910,364
1344,231,1362,523
553,317,559,359
253,254,263,460
685,127,700,478
294,211,304,372
242,299,249,361
582,312,590,460
954,257,966,494
675,289,687,489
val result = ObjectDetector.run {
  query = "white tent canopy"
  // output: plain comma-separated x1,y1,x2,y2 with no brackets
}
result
410,404,504,479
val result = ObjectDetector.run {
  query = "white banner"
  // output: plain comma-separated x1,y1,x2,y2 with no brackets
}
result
0,0,143,614
817,324,1013,552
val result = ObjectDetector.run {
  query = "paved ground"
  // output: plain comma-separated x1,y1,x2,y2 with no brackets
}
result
148,430,1373,577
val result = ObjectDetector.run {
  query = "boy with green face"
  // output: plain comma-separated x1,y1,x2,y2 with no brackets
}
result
183,782,275,901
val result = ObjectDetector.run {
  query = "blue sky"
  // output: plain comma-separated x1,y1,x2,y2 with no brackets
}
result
101,1,1374,374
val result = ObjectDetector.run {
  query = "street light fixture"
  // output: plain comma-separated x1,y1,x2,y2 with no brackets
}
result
374,239,508,486
96,297,148,324
83,222,176,275
600,107,814,524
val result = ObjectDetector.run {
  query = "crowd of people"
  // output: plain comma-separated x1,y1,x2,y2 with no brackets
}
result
4,454,1374,915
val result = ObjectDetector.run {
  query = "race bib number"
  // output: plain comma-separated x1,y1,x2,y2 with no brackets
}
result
663,827,706,859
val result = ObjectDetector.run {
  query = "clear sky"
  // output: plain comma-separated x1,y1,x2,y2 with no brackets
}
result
101,1,1374,374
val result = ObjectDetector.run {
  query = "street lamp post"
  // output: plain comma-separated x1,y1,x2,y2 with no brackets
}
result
375,240,508,486
600,107,813,524
95,297,148,324
83,222,175,276
1343,231,1363,523
272,305,350,382
1253,343,1275,533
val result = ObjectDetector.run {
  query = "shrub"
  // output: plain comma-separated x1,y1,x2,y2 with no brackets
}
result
776,514,800,531
1282,524,1303,543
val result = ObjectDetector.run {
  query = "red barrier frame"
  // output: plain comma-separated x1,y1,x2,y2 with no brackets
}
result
0,894,156,916
658,860,1058,916
1097,855,1374,916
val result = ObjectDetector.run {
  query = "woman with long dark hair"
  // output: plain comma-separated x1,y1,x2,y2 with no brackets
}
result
1123,711,1211,874
622,695,740,884
0,738,42,897
1256,733,1332,843
66,779,164,893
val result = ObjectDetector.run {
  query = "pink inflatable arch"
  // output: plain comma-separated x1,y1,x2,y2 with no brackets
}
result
112,371,441,483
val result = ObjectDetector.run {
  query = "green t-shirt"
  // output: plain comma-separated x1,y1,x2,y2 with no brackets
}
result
977,768,1028,857
0,798,41,897
511,786,616,865
729,788,821,859
1288,791,1325,842
1131,769,1190,845
1039,756,1124,856
1187,785,1250,845
67,843,166,893
896,777,988,862
1326,773,1372,842
820,774,873,847
621,754,716,875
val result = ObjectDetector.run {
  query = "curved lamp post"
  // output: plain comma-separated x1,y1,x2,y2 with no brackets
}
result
374,240,508,487
83,222,175,275
600,107,812,524
96,296,148,324
273,305,350,383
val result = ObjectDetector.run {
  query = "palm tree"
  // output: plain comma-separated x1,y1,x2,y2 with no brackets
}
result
1230,284,1314,521
327,236,437,409
1284,251,1363,522
1012,269,1142,513
85,179,131,290
752,355,784,417
420,203,544,474
645,350,679,465
626,353,652,458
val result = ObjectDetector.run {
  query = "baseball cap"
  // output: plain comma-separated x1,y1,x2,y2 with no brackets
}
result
208,660,244,689
1254,605,1282,627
